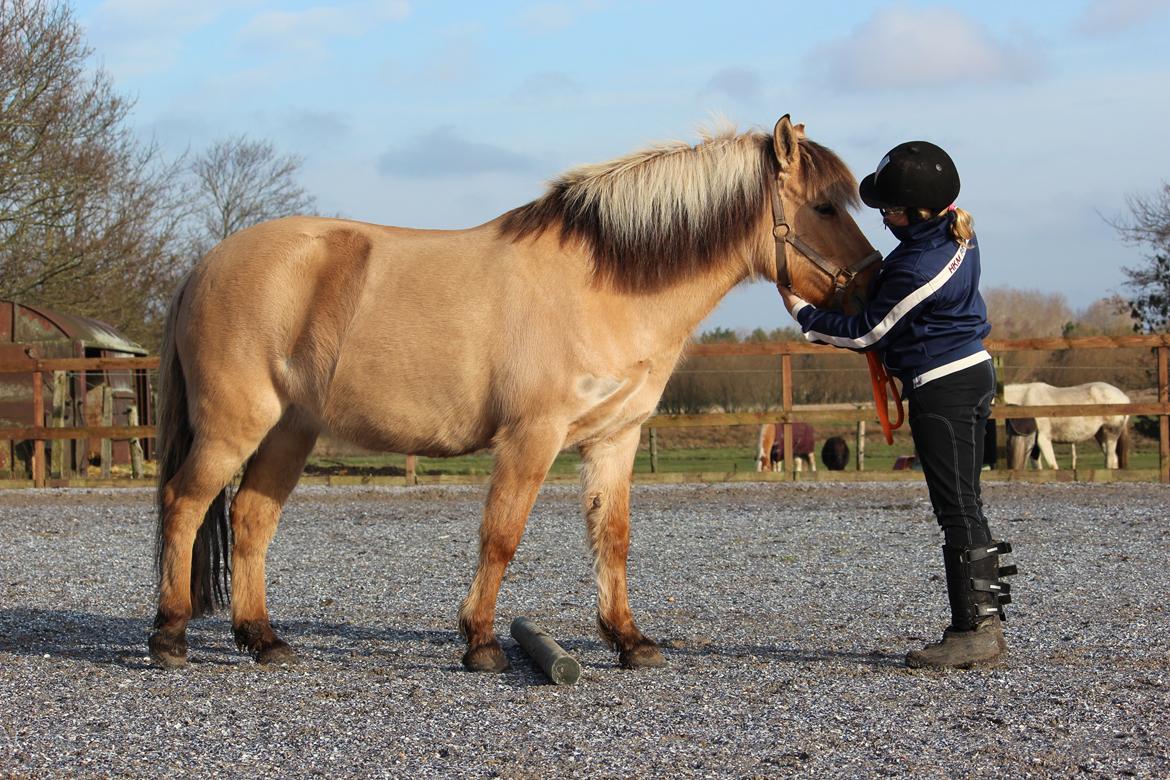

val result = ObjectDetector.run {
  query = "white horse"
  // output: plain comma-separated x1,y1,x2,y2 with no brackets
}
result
1003,382,1130,469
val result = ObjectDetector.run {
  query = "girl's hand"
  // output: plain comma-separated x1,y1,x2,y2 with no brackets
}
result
777,284,807,317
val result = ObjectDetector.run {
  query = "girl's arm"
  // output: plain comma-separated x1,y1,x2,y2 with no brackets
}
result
782,264,931,353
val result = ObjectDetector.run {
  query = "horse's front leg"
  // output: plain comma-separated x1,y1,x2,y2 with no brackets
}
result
458,425,564,672
580,426,665,669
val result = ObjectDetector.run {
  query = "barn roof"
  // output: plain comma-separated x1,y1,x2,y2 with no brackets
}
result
1,300,146,355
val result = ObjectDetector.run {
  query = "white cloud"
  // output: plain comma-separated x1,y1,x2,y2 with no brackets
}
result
1072,0,1170,36
84,0,409,74
377,127,539,178
83,0,250,76
510,72,585,104
701,67,763,103
284,110,352,148
804,6,1046,93
89,0,243,32
514,1,610,35
239,7,360,55
238,1,410,56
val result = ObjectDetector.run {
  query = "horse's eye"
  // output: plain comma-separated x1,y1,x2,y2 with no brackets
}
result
813,203,837,217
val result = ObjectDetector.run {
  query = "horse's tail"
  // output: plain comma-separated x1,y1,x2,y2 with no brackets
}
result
154,275,231,617
1117,422,1130,469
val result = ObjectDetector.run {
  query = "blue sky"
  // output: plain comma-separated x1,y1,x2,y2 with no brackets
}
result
73,0,1170,333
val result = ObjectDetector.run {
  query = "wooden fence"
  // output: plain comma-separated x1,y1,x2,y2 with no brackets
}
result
1,335,1168,487
644,334,1170,483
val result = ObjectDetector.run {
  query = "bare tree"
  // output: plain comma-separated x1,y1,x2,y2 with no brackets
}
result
0,0,186,348
1113,183,1170,333
1118,184,1170,251
188,135,317,254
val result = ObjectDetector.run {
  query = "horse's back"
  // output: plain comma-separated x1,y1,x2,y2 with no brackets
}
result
1004,381,1128,407
764,422,814,457
1083,382,1130,406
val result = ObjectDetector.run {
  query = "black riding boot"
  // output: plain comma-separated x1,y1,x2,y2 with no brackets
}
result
907,541,1016,669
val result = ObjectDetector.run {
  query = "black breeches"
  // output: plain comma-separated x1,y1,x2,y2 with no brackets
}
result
905,361,996,548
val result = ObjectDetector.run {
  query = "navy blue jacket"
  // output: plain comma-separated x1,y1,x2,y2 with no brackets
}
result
791,212,991,389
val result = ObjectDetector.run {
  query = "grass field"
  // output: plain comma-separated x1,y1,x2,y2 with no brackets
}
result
306,431,1166,478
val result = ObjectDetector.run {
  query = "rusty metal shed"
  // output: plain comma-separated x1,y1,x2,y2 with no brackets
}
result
0,300,151,478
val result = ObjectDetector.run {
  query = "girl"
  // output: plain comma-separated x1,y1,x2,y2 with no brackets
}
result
779,141,1015,669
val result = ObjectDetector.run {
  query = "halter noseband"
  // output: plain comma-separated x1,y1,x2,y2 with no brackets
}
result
771,175,882,309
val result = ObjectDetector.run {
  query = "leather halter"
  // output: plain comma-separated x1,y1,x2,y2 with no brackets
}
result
771,176,882,309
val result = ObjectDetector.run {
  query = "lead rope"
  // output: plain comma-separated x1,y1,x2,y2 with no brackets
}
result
866,352,904,444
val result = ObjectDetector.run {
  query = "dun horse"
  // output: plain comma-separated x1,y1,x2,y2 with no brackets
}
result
149,117,879,671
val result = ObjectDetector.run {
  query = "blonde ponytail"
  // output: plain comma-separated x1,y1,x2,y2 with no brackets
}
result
949,207,974,246
913,206,974,246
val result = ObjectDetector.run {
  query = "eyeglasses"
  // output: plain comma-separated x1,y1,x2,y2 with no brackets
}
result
879,207,906,217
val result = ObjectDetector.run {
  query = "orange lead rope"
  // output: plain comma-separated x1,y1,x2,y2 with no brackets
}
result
866,352,904,445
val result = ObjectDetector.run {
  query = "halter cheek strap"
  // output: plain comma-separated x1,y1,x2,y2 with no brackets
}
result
771,177,882,309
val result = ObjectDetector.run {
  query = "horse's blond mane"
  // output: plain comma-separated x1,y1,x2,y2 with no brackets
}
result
498,126,859,292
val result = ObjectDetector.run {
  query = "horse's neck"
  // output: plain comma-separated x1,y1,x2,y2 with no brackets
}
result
624,260,751,351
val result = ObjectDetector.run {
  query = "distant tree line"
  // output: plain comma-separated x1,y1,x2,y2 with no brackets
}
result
0,0,315,349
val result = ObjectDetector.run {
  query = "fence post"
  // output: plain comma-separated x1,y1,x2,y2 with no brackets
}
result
856,420,866,471
127,404,144,479
1158,346,1168,484
51,370,68,479
100,385,113,479
405,454,417,486
648,427,659,473
781,353,794,479
993,354,1005,469
31,366,45,488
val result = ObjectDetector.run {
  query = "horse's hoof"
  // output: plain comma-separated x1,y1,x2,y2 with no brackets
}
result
619,640,666,670
148,631,188,669
150,650,188,670
463,642,510,673
256,642,299,666
234,621,297,665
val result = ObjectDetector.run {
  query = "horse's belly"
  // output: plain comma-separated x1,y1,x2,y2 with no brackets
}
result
320,361,495,456
1048,418,1106,443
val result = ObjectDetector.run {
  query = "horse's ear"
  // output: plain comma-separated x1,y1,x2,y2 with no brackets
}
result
773,115,803,174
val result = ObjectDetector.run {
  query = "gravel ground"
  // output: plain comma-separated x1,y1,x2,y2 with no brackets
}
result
1,481,1168,779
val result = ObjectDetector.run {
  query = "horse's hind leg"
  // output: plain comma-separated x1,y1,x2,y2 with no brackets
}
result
458,424,564,672
152,439,263,667
230,418,318,664
581,426,664,669
1095,428,1119,469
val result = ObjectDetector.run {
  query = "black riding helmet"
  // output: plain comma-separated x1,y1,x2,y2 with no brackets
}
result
859,141,959,213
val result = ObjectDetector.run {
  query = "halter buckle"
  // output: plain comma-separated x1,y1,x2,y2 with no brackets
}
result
772,223,791,239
